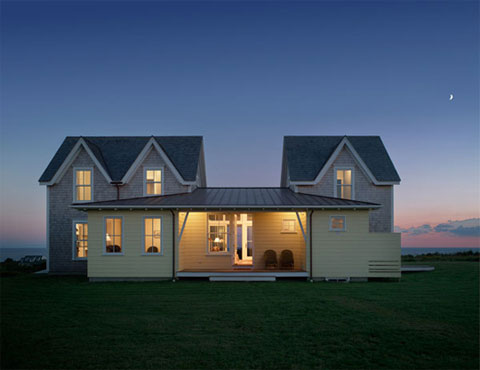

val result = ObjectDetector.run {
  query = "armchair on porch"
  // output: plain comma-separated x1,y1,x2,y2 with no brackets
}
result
280,250,294,270
264,250,278,270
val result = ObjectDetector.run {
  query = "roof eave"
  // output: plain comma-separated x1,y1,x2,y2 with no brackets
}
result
71,204,381,210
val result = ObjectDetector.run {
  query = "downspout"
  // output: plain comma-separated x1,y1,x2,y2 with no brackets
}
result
169,210,176,281
309,210,314,281
111,181,122,200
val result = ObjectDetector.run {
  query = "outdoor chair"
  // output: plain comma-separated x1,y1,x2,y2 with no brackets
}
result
264,250,278,269
280,249,294,270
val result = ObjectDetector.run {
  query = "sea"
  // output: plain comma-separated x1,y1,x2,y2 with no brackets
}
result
0,246,478,262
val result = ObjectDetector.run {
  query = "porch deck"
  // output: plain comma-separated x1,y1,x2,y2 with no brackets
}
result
177,269,309,279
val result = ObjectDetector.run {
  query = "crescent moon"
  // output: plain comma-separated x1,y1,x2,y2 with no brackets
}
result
449,94,454,101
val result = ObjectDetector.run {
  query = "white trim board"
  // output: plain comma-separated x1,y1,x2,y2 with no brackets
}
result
39,138,112,186
289,137,400,186
121,137,196,185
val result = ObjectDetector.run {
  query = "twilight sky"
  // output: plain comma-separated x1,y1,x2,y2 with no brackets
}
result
1,1,479,248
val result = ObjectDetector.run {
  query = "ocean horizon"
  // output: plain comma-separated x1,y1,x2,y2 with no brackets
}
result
0,245,479,261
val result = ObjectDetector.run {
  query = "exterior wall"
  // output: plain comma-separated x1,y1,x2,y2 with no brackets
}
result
48,148,116,274
296,147,393,232
311,210,401,279
87,210,173,279
120,147,190,198
253,212,306,270
178,212,307,271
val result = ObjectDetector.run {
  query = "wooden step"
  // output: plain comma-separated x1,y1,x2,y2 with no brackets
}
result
209,276,276,282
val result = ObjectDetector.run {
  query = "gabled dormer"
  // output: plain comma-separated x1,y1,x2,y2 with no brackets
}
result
39,136,207,199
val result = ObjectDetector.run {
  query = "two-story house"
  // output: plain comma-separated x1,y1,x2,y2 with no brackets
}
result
39,135,401,281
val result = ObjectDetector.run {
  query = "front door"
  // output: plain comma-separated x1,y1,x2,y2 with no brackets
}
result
235,214,253,266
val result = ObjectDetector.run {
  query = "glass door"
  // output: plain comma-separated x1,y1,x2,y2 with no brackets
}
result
234,214,253,265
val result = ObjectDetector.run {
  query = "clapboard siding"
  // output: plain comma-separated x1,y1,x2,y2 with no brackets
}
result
253,212,306,270
179,212,307,271
87,211,173,278
311,210,400,278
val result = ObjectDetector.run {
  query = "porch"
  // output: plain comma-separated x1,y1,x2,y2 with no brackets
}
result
176,211,308,276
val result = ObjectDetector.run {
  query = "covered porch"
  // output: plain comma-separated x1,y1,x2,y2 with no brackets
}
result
176,210,309,279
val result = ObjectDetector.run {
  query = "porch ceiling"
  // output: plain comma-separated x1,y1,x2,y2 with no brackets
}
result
72,187,380,210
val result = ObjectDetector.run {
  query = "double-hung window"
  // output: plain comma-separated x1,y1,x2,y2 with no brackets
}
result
74,169,92,202
144,217,162,254
73,222,88,259
281,219,296,233
207,214,230,253
335,169,353,199
144,168,162,195
105,217,123,254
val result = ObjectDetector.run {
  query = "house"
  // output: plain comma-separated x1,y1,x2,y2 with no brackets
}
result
39,135,401,281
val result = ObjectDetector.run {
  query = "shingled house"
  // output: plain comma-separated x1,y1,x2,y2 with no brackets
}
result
39,135,401,281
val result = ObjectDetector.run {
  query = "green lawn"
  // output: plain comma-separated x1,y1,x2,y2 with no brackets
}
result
1,262,479,370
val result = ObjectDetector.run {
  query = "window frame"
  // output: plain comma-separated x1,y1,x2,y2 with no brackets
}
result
333,167,354,200
143,167,164,196
281,219,297,233
206,213,231,256
73,167,94,203
103,216,124,255
72,220,88,260
329,215,347,232
142,216,163,256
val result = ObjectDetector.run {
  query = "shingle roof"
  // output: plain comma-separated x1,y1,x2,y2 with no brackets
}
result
72,187,380,209
283,136,400,182
39,136,203,183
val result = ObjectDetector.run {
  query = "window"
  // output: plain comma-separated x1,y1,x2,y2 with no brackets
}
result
144,217,162,254
330,216,346,231
105,217,123,254
207,214,230,253
335,169,353,199
282,219,296,233
73,222,88,259
74,169,92,202
144,169,162,195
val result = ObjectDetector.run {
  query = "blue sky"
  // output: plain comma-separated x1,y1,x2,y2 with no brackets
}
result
0,1,478,247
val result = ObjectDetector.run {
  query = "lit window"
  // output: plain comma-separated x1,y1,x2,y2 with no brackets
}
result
330,216,346,231
282,219,296,233
208,214,230,253
145,169,162,195
105,217,122,254
144,217,162,254
336,169,352,199
75,169,92,201
74,222,88,259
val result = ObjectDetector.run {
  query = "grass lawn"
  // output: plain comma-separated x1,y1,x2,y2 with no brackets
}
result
1,262,479,369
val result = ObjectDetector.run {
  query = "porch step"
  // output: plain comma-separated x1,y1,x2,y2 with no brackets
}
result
209,276,276,282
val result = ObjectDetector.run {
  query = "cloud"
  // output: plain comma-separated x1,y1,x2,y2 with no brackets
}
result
396,218,480,238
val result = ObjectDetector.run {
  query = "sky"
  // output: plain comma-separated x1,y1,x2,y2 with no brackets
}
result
0,1,479,248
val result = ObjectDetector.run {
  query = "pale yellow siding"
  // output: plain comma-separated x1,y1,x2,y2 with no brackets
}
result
253,212,306,270
87,210,173,279
311,210,401,279
178,212,307,271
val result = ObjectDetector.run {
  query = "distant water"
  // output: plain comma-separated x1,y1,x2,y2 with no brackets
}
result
0,247,47,262
402,247,480,256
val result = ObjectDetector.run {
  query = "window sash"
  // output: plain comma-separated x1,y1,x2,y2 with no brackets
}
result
144,217,162,254
330,216,346,231
75,170,92,201
105,217,122,253
145,169,162,195
74,222,88,258
207,214,229,253
282,219,296,232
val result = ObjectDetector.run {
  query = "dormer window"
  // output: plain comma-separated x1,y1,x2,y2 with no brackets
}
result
74,168,92,202
335,168,353,200
144,168,163,195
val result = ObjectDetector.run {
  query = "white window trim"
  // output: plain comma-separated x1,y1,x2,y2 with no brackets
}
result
281,219,297,234
73,167,94,203
206,214,231,256
142,216,163,256
143,166,164,196
103,216,124,255
329,215,347,232
72,220,88,260
333,167,354,200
